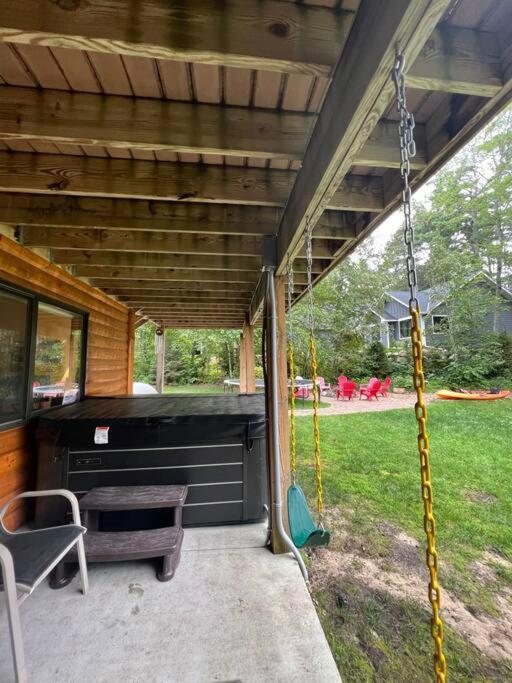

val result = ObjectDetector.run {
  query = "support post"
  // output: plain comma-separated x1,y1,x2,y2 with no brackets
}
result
266,275,290,554
239,317,255,394
155,328,165,394
239,331,247,393
126,309,135,394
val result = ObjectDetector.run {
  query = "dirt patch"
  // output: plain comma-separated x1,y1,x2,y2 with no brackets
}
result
377,521,423,572
465,489,498,504
484,550,512,569
310,538,512,661
470,559,498,584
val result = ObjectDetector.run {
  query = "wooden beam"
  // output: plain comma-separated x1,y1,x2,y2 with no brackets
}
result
155,328,165,394
0,193,359,242
240,320,255,394
152,323,242,329
274,0,452,277
150,318,244,322
126,309,135,394
0,86,314,161
0,5,500,96
355,120,427,169
117,296,251,306
54,252,261,273
0,194,281,236
94,280,257,293
0,0,352,77
134,303,246,312
39,239,332,266
0,86,427,169
79,268,259,285
0,151,383,211
116,293,251,303
408,25,503,97
21,227,263,258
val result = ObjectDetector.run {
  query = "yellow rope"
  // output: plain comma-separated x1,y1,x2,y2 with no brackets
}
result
410,307,446,681
288,342,297,481
309,333,324,516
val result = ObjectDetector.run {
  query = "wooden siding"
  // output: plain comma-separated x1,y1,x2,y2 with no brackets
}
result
0,234,133,528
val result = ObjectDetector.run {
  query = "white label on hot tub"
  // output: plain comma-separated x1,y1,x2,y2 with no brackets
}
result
94,426,110,444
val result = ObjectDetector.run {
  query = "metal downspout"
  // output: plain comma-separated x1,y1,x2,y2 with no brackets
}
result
265,267,309,582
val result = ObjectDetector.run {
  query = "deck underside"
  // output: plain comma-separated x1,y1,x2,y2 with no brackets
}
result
0,0,511,328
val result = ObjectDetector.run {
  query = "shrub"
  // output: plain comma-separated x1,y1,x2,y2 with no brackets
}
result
363,341,391,377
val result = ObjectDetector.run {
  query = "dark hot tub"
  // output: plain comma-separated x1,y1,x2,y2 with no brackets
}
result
36,394,268,527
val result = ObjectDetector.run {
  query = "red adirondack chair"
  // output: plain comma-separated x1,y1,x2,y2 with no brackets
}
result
294,386,309,400
360,378,381,400
336,380,356,400
337,375,347,388
379,376,392,397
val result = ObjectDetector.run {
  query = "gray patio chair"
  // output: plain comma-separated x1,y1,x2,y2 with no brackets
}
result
0,489,88,683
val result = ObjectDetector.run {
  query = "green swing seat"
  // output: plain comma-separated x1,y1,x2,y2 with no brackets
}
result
287,483,330,549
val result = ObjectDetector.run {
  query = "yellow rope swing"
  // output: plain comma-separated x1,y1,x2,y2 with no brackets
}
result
286,229,329,549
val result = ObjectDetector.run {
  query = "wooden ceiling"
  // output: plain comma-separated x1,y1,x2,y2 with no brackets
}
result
0,0,510,328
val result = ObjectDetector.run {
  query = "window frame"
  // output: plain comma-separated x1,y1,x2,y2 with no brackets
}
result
0,279,88,431
398,317,412,340
431,314,449,335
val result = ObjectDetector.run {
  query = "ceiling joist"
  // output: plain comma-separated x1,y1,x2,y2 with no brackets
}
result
0,86,426,170
0,151,384,211
0,1,503,96
0,0,352,76
0,193,359,240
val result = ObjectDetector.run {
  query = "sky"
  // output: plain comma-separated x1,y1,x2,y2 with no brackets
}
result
369,182,433,252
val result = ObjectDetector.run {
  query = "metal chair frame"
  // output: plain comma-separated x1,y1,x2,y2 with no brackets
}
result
0,489,88,683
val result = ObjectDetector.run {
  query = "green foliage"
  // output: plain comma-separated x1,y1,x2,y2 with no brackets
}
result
362,341,390,377
134,325,244,387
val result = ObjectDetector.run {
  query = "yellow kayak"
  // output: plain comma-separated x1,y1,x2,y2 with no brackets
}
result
436,390,510,401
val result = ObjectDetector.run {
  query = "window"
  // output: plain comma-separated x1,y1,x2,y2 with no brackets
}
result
399,318,412,339
0,283,86,428
432,315,449,334
0,290,31,426
32,303,83,410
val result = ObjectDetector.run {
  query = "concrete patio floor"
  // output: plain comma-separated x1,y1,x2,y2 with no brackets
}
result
0,523,341,682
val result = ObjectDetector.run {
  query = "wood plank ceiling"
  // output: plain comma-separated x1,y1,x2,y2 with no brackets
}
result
0,0,510,329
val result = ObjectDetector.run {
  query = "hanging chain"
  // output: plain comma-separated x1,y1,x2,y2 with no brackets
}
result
392,48,446,683
305,221,324,520
287,260,297,484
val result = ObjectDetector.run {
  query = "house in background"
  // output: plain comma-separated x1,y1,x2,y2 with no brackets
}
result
373,273,512,348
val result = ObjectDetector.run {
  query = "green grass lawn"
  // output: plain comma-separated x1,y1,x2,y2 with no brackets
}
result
295,400,512,681
163,384,328,408
164,383,225,394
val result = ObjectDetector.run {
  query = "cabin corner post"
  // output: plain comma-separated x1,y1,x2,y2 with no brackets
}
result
266,275,291,554
155,327,165,394
239,317,255,394
126,310,135,394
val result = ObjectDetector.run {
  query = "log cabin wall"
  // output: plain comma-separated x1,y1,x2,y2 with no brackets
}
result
0,234,133,528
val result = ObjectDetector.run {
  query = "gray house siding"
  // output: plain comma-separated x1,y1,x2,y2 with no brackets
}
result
383,299,409,320
483,307,512,334
376,279,512,349
424,303,449,348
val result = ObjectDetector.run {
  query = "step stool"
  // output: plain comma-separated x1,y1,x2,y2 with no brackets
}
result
52,485,187,587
